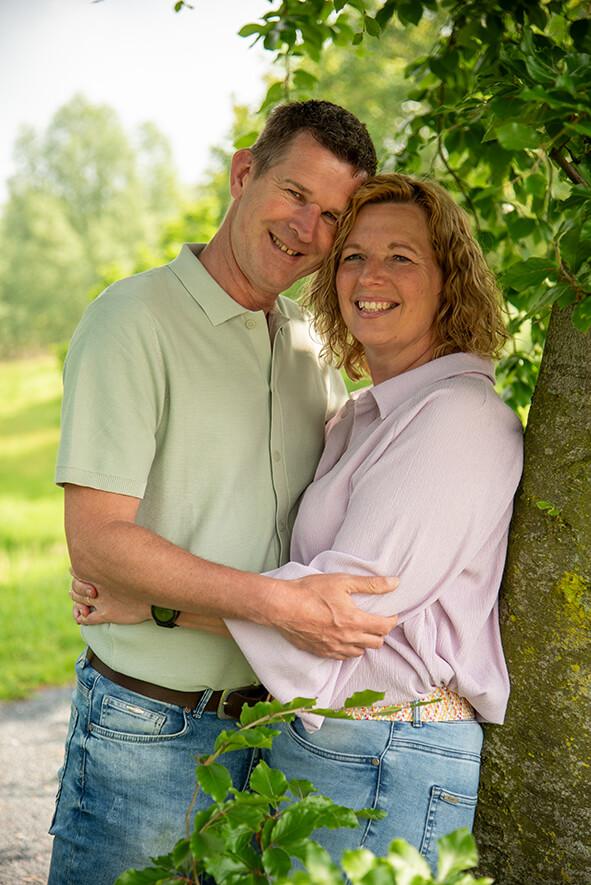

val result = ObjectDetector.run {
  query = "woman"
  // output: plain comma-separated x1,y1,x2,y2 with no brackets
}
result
72,174,523,870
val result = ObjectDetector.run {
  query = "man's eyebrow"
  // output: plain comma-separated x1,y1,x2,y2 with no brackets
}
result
283,177,310,194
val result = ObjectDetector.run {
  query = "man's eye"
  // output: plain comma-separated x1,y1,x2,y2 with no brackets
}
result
323,212,338,224
288,189,303,200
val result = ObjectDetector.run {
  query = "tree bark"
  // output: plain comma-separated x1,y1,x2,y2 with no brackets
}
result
474,303,591,883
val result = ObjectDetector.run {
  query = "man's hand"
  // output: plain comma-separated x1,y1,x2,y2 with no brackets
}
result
271,573,399,660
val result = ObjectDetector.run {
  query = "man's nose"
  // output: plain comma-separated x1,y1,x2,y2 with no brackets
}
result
289,204,322,243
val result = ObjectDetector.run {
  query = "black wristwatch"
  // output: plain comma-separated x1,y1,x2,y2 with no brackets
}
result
151,605,180,628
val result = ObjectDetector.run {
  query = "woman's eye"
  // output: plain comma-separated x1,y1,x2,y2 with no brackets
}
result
392,254,411,263
342,253,363,262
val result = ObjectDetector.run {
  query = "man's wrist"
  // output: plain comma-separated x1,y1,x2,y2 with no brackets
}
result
151,605,180,628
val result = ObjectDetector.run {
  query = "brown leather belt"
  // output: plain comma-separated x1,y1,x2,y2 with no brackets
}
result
86,649,269,718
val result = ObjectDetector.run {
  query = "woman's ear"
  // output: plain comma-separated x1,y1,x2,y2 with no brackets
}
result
230,149,254,199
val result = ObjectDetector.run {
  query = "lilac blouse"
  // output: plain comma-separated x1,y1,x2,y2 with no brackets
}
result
227,354,524,729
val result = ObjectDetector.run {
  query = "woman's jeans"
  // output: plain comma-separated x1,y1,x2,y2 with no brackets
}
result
48,652,257,885
262,710,483,873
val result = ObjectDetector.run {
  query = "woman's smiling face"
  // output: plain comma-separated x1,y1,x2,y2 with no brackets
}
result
336,201,443,384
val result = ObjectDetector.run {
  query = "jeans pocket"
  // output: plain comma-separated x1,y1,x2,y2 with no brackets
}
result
88,681,190,742
420,785,478,868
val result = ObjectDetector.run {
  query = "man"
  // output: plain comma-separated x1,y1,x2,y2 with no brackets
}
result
49,101,398,885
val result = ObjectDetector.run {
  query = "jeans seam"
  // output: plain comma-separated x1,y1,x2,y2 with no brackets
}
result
358,722,397,849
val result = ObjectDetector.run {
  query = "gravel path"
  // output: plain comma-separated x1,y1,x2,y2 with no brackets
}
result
0,685,73,885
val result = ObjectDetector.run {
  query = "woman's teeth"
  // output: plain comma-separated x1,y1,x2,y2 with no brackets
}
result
357,301,396,312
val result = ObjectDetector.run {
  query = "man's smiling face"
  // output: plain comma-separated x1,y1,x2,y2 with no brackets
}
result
227,131,363,311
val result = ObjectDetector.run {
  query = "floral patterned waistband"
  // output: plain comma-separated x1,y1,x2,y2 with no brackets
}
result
345,685,476,722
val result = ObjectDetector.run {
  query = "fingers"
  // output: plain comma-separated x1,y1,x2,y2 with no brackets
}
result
348,575,399,594
69,588,94,614
70,569,98,600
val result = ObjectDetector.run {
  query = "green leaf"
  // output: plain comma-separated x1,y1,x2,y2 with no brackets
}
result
559,221,591,273
397,0,424,26
249,759,289,800
364,14,382,37
233,130,259,150
342,689,386,708
239,697,299,726
341,847,379,880
572,297,591,333
293,68,318,91
196,761,232,802
495,122,541,150
502,257,557,290
268,804,323,846
287,776,317,799
262,845,293,878
171,838,193,870
386,837,432,876
238,23,262,38
437,828,478,878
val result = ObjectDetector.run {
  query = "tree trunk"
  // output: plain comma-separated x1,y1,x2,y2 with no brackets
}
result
474,303,591,883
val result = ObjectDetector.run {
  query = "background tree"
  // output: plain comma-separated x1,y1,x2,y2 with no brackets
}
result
227,0,591,881
0,95,186,355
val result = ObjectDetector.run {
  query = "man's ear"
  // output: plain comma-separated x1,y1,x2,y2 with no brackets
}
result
230,149,254,199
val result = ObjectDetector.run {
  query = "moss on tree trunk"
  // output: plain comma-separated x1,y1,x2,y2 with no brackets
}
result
474,304,591,883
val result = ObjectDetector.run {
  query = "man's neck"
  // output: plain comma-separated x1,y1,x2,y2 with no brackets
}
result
198,233,278,316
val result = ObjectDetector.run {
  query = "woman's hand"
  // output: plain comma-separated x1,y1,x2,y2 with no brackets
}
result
70,572,151,626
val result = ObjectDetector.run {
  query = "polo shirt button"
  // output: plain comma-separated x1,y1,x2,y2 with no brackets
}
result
371,757,380,766
278,521,286,533
246,319,256,329
273,450,281,461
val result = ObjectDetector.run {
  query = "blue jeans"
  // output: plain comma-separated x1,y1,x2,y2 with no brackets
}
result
262,711,483,873
48,652,257,885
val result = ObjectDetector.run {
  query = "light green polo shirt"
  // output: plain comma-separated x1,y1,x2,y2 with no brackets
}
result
56,244,346,691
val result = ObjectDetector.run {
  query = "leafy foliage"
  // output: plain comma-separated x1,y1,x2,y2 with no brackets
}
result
115,694,493,884
237,0,591,413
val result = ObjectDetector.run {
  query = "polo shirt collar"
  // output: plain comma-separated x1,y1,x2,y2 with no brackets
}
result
168,243,283,327
356,353,496,420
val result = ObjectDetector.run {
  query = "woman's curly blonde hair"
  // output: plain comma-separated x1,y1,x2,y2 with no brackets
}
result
304,173,509,381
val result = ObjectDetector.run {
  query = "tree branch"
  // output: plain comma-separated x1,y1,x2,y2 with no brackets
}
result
549,146,589,186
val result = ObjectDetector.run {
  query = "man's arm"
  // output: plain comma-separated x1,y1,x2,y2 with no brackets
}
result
65,484,398,660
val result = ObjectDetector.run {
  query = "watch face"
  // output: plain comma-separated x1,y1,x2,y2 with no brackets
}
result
151,606,178,627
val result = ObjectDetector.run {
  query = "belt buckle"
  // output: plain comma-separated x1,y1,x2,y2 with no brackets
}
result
217,688,237,721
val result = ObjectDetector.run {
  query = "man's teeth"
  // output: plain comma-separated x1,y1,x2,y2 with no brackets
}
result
357,301,396,312
271,233,300,256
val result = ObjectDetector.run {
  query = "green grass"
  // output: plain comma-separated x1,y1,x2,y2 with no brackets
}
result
0,356,84,700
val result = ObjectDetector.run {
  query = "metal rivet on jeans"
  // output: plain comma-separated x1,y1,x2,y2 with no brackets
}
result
371,757,379,766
